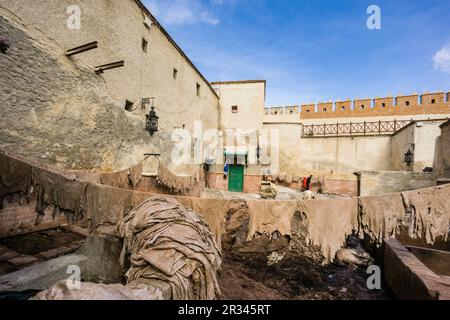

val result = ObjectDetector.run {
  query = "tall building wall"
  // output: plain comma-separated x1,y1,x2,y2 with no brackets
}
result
2,0,220,134
212,80,265,131
0,0,221,173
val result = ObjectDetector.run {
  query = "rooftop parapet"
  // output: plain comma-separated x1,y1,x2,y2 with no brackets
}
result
298,91,450,119
266,106,299,115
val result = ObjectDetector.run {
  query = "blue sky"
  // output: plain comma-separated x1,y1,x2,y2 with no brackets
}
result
144,0,450,107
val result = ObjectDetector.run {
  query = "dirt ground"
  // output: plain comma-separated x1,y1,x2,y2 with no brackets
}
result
218,249,390,300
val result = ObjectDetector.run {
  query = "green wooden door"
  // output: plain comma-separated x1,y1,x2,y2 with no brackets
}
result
228,165,244,192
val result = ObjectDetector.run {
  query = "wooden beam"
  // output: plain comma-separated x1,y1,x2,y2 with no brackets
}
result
94,61,125,74
65,41,98,57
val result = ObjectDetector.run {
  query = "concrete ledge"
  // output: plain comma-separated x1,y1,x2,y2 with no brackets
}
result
406,246,450,277
436,178,450,186
0,254,87,292
384,239,450,300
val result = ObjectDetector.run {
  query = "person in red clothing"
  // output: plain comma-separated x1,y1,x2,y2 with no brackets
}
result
302,177,308,190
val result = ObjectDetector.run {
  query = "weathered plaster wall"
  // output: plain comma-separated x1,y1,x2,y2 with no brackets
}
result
392,121,445,172
262,123,303,175
442,123,450,178
212,81,265,131
434,121,450,178
414,122,444,172
299,136,393,178
263,122,393,179
391,123,415,171
359,171,436,196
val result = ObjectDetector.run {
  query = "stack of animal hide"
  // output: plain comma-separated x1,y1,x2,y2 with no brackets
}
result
118,197,222,300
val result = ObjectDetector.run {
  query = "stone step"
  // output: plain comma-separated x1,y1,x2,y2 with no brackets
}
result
0,254,87,292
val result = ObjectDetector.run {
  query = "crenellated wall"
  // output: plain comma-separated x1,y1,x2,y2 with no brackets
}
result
265,106,299,116
299,92,450,120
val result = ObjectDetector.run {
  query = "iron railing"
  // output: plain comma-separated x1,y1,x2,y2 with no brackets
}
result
302,120,411,137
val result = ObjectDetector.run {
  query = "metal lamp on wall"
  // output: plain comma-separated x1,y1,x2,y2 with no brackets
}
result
404,149,414,166
146,106,159,135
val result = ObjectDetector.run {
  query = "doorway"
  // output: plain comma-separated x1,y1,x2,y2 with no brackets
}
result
228,165,244,192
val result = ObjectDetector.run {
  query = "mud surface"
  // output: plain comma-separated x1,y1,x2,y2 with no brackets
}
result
218,249,390,300
0,228,85,255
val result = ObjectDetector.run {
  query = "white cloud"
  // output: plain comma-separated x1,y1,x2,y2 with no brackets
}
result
433,44,450,74
145,0,220,26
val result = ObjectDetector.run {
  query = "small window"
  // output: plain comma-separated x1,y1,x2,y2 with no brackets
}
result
431,99,436,104
406,101,410,106
323,108,327,112
173,68,178,80
142,38,148,53
381,103,386,108
361,105,365,110
125,100,134,112
232,105,238,113
290,110,294,114
341,106,345,111
196,83,201,96
306,109,310,113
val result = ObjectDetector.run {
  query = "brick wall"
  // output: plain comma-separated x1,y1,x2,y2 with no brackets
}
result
207,172,262,194
323,179,358,196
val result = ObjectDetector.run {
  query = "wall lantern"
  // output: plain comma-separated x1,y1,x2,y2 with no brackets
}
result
404,149,414,166
146,106,159,135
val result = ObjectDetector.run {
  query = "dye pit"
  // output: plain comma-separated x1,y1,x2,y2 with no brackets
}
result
218,249,390,300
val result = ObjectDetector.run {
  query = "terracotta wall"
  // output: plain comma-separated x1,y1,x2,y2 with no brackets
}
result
206,172,261,194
